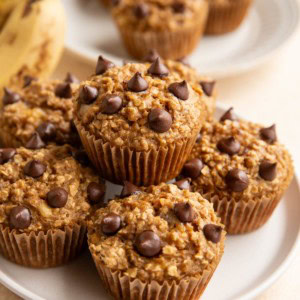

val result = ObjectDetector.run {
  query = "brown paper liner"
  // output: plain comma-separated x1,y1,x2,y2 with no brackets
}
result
75,120,200,186
113,3,208,60
0,223,87,268
205,0,254,35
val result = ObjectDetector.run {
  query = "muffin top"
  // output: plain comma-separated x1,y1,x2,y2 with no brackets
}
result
185,109,294,203
112,0,208,31
0,145,106,232
74,59,205,151
88,183,225,283
0,75,81,148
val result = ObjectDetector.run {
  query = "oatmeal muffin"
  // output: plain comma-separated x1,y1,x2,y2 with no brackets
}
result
183,108,294,234
205,0,254,35
74,58,206,186
0,145,106,268
0,74,81,148
88,183,225,300
111,0,209,60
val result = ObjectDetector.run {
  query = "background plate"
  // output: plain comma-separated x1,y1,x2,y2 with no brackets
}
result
62,0,299,78
0,104,299,300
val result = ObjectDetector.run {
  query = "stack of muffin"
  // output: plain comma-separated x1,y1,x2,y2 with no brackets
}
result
0,54,293,300
99,0,255,60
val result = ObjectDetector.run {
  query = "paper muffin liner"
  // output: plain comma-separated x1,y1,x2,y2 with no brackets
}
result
205,0,254,35
113,3,208,60
75,120,200,186
0,223,87,268
91,254,221,300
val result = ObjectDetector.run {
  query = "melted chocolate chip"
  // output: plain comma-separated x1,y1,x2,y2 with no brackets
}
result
46,188,68,208
148,108,172,133
135,230,162,257
9,206,31,229
120,181,141,198
64,72,80,84
173,178,191,191
24,160,46,178
23,75,36,88
0,148,16,164
259,160,277,181
220,107,238,122
100,94,123,114
72,149,90,166
174,202,196,223
217,137,241,155
25,132,45,150
168,81,189,100
101,213,121,235
55,83,72,98
181,158,203,179
144,49,160,62
36,122,56,142
148,58,169,77
172,2,185,13
203,224,222,243
260,125,277,144
95,56,115,75
225,169,249,192
196,133,202,144
200,81,216,97
87,182,105,204
79,85,98,104
127,72,148,92
2,88,21,106
134,3,149,18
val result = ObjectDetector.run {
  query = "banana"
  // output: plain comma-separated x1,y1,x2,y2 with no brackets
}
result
0,0,65,94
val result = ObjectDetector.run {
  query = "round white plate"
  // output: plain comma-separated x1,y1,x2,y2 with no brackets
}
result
0,104,300,300
62,0,299,78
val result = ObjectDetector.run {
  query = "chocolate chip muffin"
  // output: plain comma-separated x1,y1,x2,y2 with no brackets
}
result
88,183,225,300
0,145,106,268
111,0,209,59
74,58,206,186
183,108,294,234
0,74,81,148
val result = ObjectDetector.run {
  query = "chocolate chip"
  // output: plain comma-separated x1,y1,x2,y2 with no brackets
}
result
95,56,115,75
23,75,36,88
217,137,241,155
148,108,172,133
64,72,80,84
135,230,161,257
220,107,238,122
196,133,202,144
72,149,90,166
0,148,16,164
144,49,160,62
24,160,46,178
46,188,68,208
127,72,148,92
25,132,45,150
79,85,98,104
181,158,203,179
101,213,121,235
36,122,56,142
87,182,105,204
9,206,31,229
225,169,249,192
172,2,185,13
174,202,195,223
203,224,222,243
148,58,169,77
173,178,191,191
100,94,122,114
260,124,277,144
168,81,189,100
120,181,141,198
55,83,72,98
134,3,149,18
200,81,216,97
2,88,21,106
259,160,277,181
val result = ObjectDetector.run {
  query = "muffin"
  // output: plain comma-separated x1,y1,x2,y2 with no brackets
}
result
0,74,81,148
88,183,225,300
74,58,206,186
111,0,209,60
183,108,294,234
0,145,106,268
205,0,254,35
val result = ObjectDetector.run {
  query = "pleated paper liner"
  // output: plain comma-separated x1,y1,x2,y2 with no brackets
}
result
113,2,209,60
205,0,254,35
75,120,200,186
0,223,86,268
91,253,223,300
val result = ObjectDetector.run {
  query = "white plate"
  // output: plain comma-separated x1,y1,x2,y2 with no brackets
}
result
0,104,300,300
62,0,299,78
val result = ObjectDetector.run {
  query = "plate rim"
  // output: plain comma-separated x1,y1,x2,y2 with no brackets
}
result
0,103,299,300
63,0,300,78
